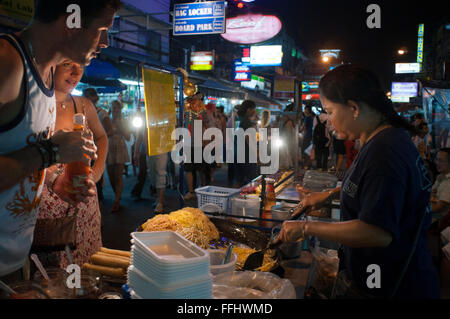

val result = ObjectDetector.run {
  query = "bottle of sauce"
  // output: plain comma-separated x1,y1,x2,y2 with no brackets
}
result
64,113,90,199
262,178,276,228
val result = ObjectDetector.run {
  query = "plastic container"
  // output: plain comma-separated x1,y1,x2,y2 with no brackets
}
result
33,267,72,299
127,266,212,299
231,196,261,226
130,232,211,286
195,186,240,214
207,249,237,276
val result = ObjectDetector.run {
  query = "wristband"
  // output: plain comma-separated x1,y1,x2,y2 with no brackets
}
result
35,139,60,169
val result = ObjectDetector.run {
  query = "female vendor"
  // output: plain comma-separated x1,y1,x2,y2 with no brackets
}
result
273,64,440,298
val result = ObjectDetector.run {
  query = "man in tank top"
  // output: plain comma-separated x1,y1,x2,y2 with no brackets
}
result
0,0,121,282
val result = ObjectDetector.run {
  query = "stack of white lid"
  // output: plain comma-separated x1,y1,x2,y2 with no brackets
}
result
128,231,212,299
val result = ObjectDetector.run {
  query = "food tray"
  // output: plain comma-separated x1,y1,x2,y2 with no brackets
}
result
127,266,212,299
195,186,241,213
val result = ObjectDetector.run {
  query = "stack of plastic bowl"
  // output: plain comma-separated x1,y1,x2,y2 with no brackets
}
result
127,231,212,299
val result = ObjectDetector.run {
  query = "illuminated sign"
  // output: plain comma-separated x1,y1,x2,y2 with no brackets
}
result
173,1,226,36
417,24,424,64
319,49,341,59
220,14,282,44
302,81,319,92
233,61,251,81
242,47,251,63
0,0,34,29
395,63,421,74
302,94,320,100
391,82,418,102
190,51,214,71
241,74,265,90
250,45,283,66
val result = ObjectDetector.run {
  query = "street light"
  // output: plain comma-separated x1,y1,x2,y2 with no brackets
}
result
322,56,330,63
397,49,406,55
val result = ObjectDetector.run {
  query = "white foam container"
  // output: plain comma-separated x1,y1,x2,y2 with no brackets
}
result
127,266,212,299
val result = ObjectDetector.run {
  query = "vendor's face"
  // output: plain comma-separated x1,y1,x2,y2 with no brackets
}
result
55,61,83,94
321,96,358,140
436,151,449,173
63,7,116,66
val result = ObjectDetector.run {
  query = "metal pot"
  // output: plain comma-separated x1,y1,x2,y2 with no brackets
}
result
271,205,294,222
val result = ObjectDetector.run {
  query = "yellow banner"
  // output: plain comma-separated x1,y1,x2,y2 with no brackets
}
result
142,67,176,156
0,0,34,29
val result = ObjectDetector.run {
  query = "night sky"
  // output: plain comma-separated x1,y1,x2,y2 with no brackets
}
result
249,0,448,90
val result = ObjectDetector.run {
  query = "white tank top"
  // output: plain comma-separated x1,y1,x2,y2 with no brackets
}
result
0,34,56,276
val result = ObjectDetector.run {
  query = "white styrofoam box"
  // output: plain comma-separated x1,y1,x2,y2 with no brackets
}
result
131,231,209,266
127,266,212,299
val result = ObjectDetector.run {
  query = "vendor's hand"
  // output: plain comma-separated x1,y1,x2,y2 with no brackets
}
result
292,191,328,218
50,129,98,166
297,184,313,195
272,220,305,246
53,173,96,206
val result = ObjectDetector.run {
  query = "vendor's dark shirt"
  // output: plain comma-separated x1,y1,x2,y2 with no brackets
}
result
341,127,440,298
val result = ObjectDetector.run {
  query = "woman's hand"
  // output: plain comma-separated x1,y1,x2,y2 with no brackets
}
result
50,129,97,166
53,173,97,206
272,220,306,245
292,191,330,218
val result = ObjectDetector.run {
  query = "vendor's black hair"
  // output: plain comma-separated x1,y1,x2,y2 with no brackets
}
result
284,103,294,112
238,100,256,117
319,64,415,133
34,0,122,28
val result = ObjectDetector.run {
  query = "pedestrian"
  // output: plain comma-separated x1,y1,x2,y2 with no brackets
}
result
235,100,258,186
148,152,169,214
301,105,314,169
227,105,240,187
131,125,148,200
83,87,113,207
107,100,131,213
276,64,440,298
332,136,346,172
411,114,432,161
279,104,297,169
313,110,331,170
183,93,206,201
37,61,108,268
0,0,120,283
204,102,220,183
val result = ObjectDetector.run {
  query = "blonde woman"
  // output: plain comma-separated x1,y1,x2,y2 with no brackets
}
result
37,61,108,268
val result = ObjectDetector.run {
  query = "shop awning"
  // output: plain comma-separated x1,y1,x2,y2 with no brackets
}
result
84,59,120,80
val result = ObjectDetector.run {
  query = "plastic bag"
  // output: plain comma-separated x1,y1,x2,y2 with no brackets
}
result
309,245,339,298
212,271,296,299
